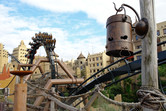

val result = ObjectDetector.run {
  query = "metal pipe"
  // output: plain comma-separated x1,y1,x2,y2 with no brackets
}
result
23,58,75,81
34,78,84,106
56,60,75,80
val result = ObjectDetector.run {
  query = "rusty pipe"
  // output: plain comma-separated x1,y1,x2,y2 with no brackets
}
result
25,58,75,81
34,78,84,106
24,58,50,81
56,60,75,80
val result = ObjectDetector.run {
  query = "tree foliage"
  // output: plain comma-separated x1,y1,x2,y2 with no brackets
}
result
158,64,166,77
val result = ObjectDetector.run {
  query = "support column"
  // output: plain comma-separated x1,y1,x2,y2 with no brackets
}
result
10,71,33,111
13,84,27,111
140,0,158,110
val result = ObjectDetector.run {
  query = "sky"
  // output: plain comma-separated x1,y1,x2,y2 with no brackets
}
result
0,0,166,61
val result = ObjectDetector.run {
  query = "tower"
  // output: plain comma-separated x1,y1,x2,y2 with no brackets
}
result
11,40,28,68
0,43,8,72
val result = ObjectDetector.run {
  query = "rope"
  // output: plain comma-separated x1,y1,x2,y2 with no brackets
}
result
137,86,166,110
41,92,78,111
26,79,93,100
6,101,44,110
98,90,141,108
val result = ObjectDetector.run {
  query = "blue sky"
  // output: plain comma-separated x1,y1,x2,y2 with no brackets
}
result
0,0,166,61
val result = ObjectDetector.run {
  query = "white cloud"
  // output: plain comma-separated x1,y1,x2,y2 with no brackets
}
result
0,4,105,61
20,0,141,24
1,0,166,61
20,0,166,24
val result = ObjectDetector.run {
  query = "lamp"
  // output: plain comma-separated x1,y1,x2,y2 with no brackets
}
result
106,3,148,57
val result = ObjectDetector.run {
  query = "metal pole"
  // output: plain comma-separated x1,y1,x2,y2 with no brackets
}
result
140,0,158,110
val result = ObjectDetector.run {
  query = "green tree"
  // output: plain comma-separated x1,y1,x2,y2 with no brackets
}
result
158,64,166,77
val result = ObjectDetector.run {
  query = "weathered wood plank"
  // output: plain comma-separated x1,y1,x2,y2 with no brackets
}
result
140,0,158,89
140,0,158,111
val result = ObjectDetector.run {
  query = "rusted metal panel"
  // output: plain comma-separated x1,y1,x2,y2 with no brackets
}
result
106,14,133,57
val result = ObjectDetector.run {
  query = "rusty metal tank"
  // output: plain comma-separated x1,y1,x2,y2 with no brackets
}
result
106,14,133,57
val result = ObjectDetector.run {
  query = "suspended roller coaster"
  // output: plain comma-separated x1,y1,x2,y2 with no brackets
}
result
8,31,166,110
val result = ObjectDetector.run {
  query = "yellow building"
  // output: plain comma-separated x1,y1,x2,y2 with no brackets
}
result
31,54,75,79
132,21,166,60
87,51,110,75
75,52,87,70
31,55,50,79
157,21,166,51
65,51,119,77
0,43,8,73
0,65,16,101
11,40,28,68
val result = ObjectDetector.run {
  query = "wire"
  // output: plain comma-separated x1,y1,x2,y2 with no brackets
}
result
2,53,22,90
3,76,16,89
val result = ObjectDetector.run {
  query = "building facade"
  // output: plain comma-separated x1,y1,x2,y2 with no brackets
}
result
11,40,28,68
0,43,8,72
132,21,166,60
65,51,113,77
87,51,110,75
0,65,16,101
157,21,166,51
75,52,87,71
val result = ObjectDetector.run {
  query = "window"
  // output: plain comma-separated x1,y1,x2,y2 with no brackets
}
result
96,57,99,61
137,55,141,60
163,29,166,34
136,35,139,40
101,63,102,66
93,64,95,67
157,30,160,36
97,63,99,66
100,57,102,60
136,45,141,49
4,88,10,95
80,61,82,64
93,58,95,61
89,58,91,61
93,69,95,73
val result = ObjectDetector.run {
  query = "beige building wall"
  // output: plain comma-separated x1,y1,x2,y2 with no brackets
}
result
132,21,166,60
75,52,87,71
157,21,166,51
32,54,75,79
87,51,110,75
0,43,8,72
64,59,75,70
11,40,28,68
65,51,119,77
130,21,166,85
31,55,50,79
34,55,50,73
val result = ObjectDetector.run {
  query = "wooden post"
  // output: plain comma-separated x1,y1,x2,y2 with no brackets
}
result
84,92,99,110
13,84,27,111
50,87,55,111
10,71,33,111
140,0,158,110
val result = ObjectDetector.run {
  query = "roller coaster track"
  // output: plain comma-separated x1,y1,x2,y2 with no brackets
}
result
25,32,57,80
8,36,166,108
69,41,166,97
